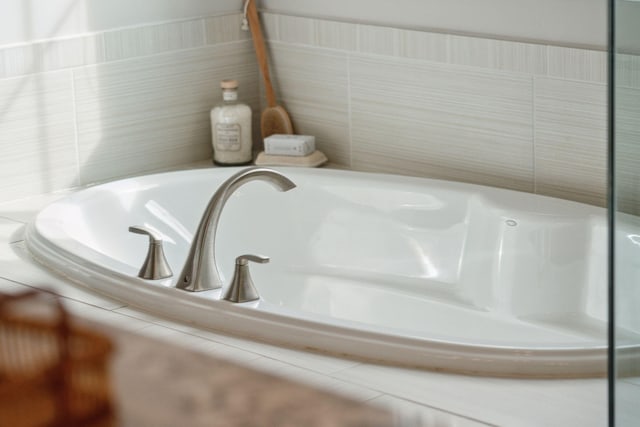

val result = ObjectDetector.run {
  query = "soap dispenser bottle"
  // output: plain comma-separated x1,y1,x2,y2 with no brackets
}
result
210,79,253,165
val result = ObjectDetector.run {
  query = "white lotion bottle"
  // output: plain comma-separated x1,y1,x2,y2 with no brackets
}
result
210,79,253,165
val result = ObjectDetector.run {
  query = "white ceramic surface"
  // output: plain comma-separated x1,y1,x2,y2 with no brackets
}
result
24,167,634,377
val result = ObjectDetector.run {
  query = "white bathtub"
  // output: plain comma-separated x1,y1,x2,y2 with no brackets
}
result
24,167,629,377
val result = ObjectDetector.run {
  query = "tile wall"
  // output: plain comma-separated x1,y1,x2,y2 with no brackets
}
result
0,10,625,208
616,54,640,214
260,13,610,207
0,13,257,204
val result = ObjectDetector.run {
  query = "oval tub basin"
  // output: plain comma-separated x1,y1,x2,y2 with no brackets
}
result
25,167,636,377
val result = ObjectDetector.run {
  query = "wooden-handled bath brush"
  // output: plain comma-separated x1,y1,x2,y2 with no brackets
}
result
245,0,294,138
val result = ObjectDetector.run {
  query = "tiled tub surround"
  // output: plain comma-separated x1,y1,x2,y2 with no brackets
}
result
258,13,610,207
0,13,258,204
615,54,640,214
0,9,622,208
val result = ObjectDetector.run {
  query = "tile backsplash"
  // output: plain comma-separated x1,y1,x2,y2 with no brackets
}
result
260,13,609,207
0,10,613,207
0,12,257,204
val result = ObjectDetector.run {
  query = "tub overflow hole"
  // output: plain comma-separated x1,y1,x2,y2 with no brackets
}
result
505,219,518,227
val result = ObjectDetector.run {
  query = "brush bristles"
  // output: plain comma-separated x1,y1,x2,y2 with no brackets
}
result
261,106,294,138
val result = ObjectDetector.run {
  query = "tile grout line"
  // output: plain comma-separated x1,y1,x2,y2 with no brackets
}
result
201,17,208,46
363,394,499,427
98,33,106,65
350,377,498,427
70,68,83,186
532,74,537,194
346,52,354,169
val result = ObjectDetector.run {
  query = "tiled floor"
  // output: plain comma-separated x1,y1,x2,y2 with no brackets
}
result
0,182,634,427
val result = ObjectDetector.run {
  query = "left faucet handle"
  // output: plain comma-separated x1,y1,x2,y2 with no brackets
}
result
128,225,173,280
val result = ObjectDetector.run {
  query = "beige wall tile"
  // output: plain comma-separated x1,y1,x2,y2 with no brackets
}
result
0,12,614,208
260,13,280,41
548,46,607,83
205,13,251,45
74,42,259,184
314,19,357,51
104,19,205,62
534,77,607,206
357,25,401,57
349,55,534,191
1,35,104,78
0,71,78,202
616,53,640,89
615,85,640,214
357,24,447,62
0,15,258,203
276,15,316,46
261,13,357,51
450,35,547,75
266,43,350,165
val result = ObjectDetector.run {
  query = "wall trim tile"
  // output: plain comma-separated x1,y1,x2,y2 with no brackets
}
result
357,24,447,63
261,12,603,79
450,35,547,75
0,12,246,80
103,19,206,62
0,34,105,79
205,13,251,45
547,46,608,83
616,53,640,89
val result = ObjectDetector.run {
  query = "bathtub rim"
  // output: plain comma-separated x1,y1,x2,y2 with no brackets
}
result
24,208,619,379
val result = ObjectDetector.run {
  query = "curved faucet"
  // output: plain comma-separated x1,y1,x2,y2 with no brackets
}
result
176,167,296,292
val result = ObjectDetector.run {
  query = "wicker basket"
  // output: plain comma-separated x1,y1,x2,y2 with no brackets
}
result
0,290,114,427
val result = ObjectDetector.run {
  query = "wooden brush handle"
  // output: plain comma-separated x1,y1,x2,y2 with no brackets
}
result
247,0,277,108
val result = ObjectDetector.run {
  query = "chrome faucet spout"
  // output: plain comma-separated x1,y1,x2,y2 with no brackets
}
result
176,167,296,292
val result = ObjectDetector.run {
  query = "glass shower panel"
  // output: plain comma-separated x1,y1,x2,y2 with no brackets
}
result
614,0,640,425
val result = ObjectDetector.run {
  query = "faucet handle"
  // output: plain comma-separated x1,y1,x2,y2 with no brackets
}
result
128,225,173,280
236,254,270,266
222,254,270,303
129,225,163,243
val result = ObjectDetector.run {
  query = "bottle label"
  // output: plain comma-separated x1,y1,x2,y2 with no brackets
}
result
215,123,241,151
223,91,238,101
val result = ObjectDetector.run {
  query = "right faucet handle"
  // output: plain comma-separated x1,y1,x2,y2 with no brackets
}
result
222,254,270,303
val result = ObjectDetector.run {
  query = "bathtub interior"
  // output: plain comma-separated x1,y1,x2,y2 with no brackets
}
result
615,213,640,338
32,168,616,346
